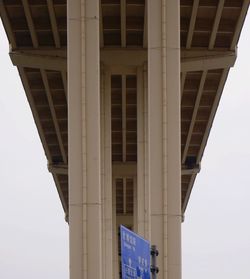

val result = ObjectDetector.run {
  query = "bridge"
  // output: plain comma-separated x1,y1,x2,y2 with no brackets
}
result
0,1,249,278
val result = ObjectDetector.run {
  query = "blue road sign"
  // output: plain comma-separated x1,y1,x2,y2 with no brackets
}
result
120,225,150,279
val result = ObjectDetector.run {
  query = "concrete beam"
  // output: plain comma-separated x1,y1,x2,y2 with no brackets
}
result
10,49,67,71
48,163,68,175
10,49,236,72
48,162,199,176
181,164,200,176
181,50,236,72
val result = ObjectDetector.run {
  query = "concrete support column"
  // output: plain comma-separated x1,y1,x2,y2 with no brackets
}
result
137,64,150,240
137,66,145,236
143,63,150,241
164,2,182,278
101,68,113,279
148,1,181,279
68,1,102,279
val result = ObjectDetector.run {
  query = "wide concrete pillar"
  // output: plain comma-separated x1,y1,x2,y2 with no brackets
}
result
68,1,103,279
148,1,181,279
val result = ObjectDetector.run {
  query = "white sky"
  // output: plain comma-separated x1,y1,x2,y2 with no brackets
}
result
183,11,250,279
0,11,249,279
0,23,68,279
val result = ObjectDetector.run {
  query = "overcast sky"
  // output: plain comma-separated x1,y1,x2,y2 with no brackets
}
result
0,10,249,279
183,11,250,279
0,22,69,279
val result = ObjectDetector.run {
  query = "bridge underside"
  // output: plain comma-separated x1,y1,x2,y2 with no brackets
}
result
0,0,249,218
